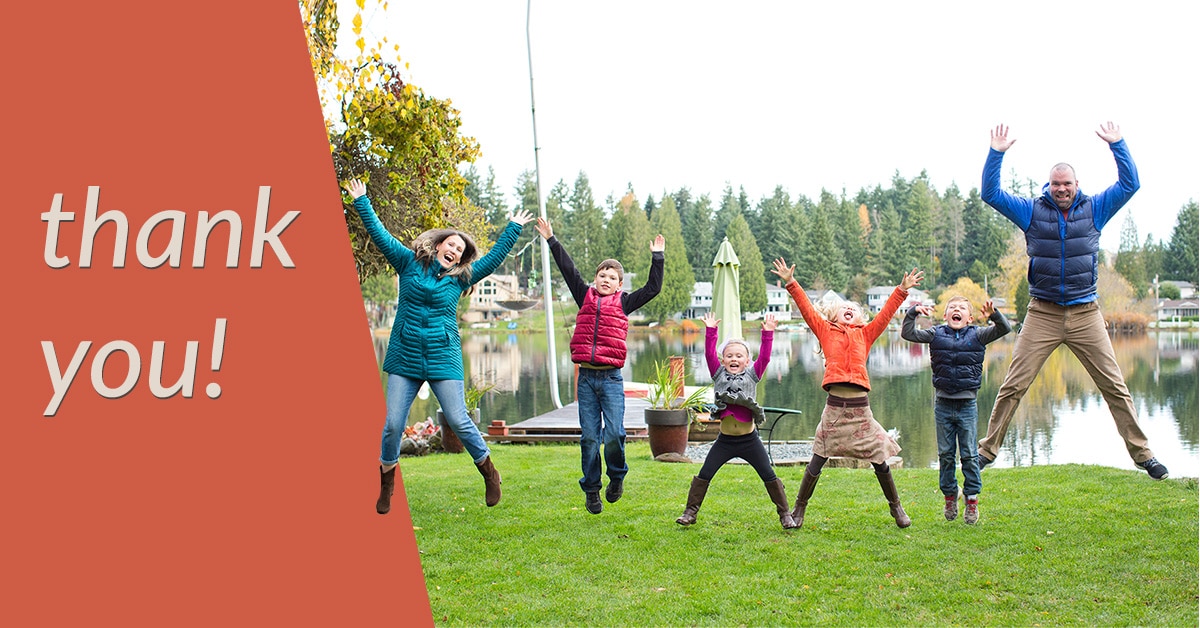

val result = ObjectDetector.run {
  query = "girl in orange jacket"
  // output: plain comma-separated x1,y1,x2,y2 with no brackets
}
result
771,258,924,528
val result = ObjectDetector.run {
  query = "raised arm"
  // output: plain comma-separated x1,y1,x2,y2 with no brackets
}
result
1090,122,1140,229
622,239,665,314
981,124,1034,231
773,257,826,332
468,209,533,284
702,312,721,376
754,314,776,378
977,299,1013,345
865,268,921,341
342,179,413,270
901,304,935,344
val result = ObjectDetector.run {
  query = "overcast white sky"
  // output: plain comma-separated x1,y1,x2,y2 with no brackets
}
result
340,1,1199,253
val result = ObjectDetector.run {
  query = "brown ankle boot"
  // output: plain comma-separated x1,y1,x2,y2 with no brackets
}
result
675,476,710,525
790,468,821,528
765,478,798,529
377,465,396,515
875,468,911,528
475,456,502,507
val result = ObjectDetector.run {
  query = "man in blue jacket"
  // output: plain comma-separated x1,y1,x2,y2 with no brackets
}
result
977,122,1168,480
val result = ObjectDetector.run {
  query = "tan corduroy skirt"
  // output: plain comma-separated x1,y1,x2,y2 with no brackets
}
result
812,395,901,464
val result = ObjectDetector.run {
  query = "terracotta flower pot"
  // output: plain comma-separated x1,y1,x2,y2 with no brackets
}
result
436,410,467,454
644,408,690,457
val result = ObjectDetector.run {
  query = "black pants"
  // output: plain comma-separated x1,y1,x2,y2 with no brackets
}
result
697,431,777,482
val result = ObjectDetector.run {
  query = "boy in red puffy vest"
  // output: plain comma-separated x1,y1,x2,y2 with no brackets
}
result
536,218,664,515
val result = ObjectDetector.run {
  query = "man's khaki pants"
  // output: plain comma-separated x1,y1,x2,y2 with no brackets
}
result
978,298,1154,464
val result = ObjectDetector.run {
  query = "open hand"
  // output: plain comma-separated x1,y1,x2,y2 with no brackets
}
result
1095,121,1122,144
535,217,553,240
510,209,534,226
763,313,777,332
901,268,924,291
650,234,665,253
770,257,795,284
702,312,720,328
915,305,933,318
342,179,367,199
982,299,995,318
990,124,1016,152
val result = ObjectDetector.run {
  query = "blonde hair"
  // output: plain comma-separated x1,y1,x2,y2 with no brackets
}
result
717,338,754,363
412,228,479,294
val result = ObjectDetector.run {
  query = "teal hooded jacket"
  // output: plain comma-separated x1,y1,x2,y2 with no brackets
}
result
354,195,523,380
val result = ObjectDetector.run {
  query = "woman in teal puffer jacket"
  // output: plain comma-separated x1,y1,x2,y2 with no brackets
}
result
344,180,532,513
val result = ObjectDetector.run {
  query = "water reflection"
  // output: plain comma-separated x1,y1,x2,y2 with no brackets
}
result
374,328,1200,477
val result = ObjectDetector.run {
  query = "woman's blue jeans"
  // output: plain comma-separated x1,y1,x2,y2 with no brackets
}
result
934,397,981,496
577,368,627,493
380,374,490,465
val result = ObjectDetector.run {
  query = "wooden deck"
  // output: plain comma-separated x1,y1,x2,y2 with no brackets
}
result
483,397,653,443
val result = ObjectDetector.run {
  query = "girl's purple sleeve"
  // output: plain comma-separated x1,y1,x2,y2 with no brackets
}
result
754,329,773,378
704,326,720,376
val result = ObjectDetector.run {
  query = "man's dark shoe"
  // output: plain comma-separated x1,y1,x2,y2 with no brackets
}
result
978,454,993,469
605,478,624,503
1136,457,1169,480
585,491,603,514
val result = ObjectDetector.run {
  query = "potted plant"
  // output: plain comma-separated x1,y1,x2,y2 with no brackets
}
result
437,383,495,454
644,357,711,458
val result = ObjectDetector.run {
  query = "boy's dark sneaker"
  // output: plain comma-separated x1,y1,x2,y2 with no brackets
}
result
585,491,603,514
605,478,624,503
1136,457,1169,480
977,454,993,469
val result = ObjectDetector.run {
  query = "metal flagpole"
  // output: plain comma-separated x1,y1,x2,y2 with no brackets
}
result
528,0,564,408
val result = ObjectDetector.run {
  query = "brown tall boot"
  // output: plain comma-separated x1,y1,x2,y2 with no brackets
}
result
675,476,710,525
765,478,798,529
875,468,911,528
790,468,821,528
377,465,396,515
475,456,502,507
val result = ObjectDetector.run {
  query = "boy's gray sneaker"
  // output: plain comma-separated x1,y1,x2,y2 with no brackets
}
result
944,491,959,521
964,496,979,525
1136,457,1169,480
585,491,603,514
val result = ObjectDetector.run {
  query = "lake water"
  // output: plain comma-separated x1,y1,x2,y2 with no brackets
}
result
376,327,1200,478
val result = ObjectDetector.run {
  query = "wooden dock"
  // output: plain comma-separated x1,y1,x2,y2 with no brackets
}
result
483,397,653,443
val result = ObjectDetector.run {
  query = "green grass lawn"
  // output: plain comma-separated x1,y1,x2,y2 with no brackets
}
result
399,443,1198,627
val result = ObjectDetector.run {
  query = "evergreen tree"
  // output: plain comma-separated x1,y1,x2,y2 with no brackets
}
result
904,178,937,277
829,190,866,279
714,189,741,242
756,186,803,283
872,201,907,285
606,191,653,282
725,213,768,313
562,171,606,276
462,164,483,207
959,187,1013,285
1114,213,1147,295
936,183,966,282
1165,200,1199,283
797,201,846,289
642,196,694,323
1142,233,1165,290
680,192,716,282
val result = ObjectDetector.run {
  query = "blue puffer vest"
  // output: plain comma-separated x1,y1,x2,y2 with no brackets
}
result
929,325,985,394
1026,196,1101,304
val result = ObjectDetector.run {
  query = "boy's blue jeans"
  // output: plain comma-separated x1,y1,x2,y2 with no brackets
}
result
934,397,981,496
380,374,490,465
577,368,628,493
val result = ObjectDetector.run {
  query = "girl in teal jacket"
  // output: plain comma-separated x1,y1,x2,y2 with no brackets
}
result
344,180,532,513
